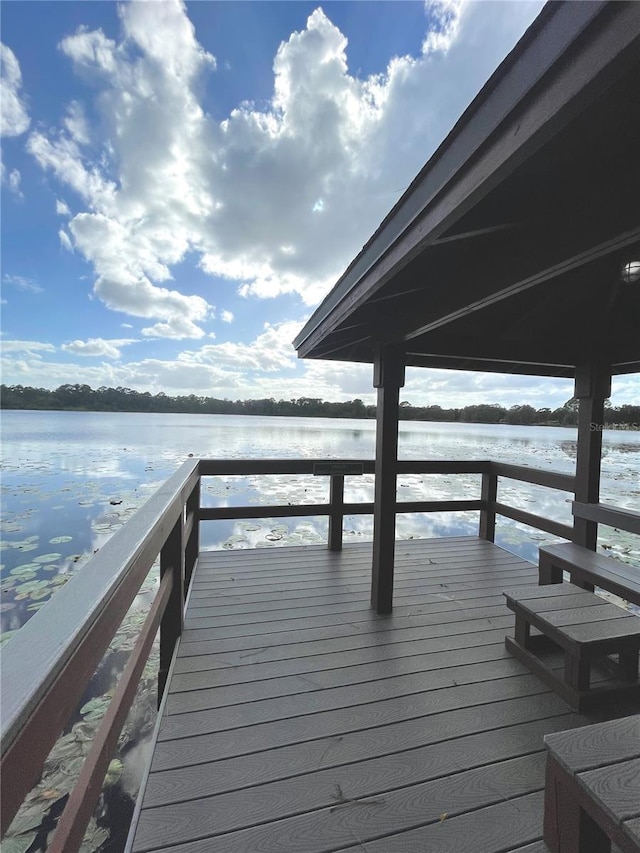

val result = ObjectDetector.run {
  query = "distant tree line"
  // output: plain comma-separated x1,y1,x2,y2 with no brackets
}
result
1,384,639,428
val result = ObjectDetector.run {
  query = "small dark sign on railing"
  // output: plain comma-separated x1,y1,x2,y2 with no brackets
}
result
313,462,364,476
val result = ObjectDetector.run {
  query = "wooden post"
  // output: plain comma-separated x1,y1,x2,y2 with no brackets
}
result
573,362,611,551
184,476,200,593
158,516,184,704
371,346,405,614
328,474,344,551
479,470,497,541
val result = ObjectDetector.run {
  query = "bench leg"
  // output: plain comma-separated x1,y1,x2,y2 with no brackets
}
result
565,653,590,692
570,573,594,592
618,648,639,682
544,755,611,853
515,612,531,647
539,554,563,585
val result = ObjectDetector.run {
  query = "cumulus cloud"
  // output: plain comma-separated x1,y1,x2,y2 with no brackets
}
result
56,199,71,216
221,310,234,323
26,0,543,333
1,43,30,136
61,337,136,359
179,319,301,372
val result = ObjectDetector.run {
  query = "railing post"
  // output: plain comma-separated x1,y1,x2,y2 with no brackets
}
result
185,475,200,593
479,470,497,541
158,515,184,705
573,362,611,550
328,474,344,551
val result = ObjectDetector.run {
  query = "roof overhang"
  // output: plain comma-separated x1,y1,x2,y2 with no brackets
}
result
294,1,640,378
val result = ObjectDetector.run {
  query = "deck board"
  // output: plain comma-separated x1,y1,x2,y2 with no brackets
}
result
129,536,626,853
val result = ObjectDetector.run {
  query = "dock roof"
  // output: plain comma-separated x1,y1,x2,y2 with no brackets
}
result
294,1,640,378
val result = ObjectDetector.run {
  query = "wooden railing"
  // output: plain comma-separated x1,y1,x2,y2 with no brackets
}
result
1,459,201,846
0,455,585,849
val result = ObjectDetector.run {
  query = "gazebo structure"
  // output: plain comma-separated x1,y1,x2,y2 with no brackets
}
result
4,3,640,852
295,0,640,614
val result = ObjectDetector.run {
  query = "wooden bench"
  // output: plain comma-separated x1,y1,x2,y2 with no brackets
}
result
543,715,640,852
539,543,640,608
503,584,640,711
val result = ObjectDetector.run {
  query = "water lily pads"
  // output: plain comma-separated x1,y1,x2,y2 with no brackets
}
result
104,758,123,786
80,695,111,721
0,630,17,646
1,831,38,853
10,564,39,577
49,535,73,544
16,544,38,552
0,602,16,612
0,522,24,533
33,553,62,564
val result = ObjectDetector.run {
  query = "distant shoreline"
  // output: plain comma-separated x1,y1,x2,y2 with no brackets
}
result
2,384,639,429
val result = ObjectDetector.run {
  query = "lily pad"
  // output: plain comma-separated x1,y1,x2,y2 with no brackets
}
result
49,535,73,544
33,553,62,564
10,565,38,578
80,695,111,721
1,832,38,853
0,602,16,612
104,758,123,786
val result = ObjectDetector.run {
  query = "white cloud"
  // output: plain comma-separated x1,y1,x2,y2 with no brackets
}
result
3,274,43,294
59,229,74,252
1,43,30,136
179,319,301,372
221,310,234,323
1,339,56,355
8,168,22,196
61,337,136,359
422,0,466,55
56,199,71,216
26,0,544,333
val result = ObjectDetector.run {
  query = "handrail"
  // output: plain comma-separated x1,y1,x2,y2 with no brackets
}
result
572,502,640,536
0,454,592,849
0,459,200,840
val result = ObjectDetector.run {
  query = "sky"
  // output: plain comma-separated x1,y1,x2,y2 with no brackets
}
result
2,0,638,410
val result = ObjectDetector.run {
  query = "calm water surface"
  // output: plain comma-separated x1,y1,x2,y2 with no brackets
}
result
1,410,639,851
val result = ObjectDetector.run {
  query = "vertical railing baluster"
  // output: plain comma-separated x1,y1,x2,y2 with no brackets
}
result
479,470,497,542
184,474,201,594
328,474,344,551
158,515,184,705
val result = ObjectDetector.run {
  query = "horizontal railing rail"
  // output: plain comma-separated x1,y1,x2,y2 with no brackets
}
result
1,454,604,851
572,501,640,536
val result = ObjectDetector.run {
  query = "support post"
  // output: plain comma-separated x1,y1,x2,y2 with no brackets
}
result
479,470,497,541
573,362,611,550
158,516,184,704
328,474,344,551
371,346,405,614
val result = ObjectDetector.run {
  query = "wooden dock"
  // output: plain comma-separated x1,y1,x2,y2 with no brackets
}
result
127,536,629,853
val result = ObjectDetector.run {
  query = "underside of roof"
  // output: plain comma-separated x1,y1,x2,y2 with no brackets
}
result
294,1,640,378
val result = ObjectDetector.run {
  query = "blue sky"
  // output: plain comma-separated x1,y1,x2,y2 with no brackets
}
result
2,0,637,408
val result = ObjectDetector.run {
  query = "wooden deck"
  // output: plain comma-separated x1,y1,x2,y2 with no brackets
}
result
128,536,633,853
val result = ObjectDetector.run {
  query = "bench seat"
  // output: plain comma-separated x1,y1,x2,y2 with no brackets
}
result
539,543,640,608
544,715,640,852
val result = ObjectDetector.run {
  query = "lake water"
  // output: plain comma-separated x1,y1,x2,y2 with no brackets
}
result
1,410,639,851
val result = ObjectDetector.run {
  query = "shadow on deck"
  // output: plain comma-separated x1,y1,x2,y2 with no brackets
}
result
127,536,635,853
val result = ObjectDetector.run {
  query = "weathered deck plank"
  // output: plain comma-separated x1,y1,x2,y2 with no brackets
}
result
128,537,623,853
